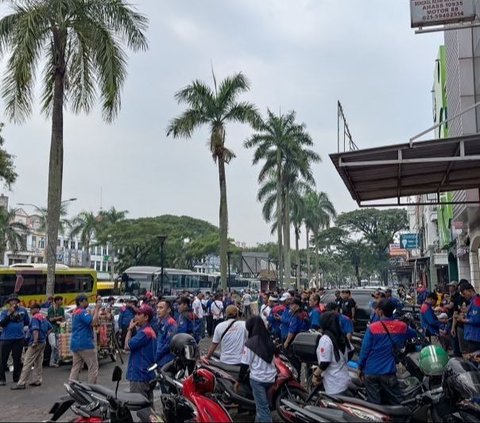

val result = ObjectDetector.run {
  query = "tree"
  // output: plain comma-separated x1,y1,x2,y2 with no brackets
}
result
0,208,27,264
0,0,148,296
70,211,100,267
33,201,73,236
167,72,260,290
335,208,408,284
245,109,319,287
0,123,17,187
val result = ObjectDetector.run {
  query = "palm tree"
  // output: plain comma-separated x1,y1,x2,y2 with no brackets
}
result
0,1,148,296
70,211,100,267
0,208,27,264
304,191,336,286
167,72,260,290
33,201,73,236
245,109,319,287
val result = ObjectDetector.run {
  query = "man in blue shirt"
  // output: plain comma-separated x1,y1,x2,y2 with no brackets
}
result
358,299,416,405
69,294,101,384
119,299,136,349
325,302,353,341
156,300,177,367
457,280,480,353
0,294,30,386
177,297,194,335
11,303,52,389
125,304,157,402
308,294,322,330
279,293,293,341
284,297,308,379
420,293,441,337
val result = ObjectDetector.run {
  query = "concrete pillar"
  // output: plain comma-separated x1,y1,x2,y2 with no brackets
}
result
458,255,471,281
470,250,480,291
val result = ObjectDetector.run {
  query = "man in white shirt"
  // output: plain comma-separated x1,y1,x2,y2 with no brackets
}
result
192,293,205,340
242,291,252,319
260,297,275,328
203,305,247,365
210,294,224,333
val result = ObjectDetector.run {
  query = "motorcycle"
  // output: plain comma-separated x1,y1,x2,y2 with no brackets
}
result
200,350,308,422
149,362,233,423
48,366,162,423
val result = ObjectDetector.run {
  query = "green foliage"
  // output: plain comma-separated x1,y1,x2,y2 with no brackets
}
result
0,208,27,264
0,123,16,187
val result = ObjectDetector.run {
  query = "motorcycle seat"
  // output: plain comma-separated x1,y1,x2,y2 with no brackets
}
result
210,359,242,375
332,395,411,417
86,384,151,409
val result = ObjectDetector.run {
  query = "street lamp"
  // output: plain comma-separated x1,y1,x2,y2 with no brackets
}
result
158,235,167,296
227,251,232,293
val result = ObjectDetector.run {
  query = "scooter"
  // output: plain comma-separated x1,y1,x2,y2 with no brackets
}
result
200,350,308,422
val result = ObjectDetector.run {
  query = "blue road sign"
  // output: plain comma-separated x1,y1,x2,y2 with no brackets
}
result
400,233,420,250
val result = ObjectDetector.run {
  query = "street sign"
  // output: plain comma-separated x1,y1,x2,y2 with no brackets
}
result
104,255,110,261
410,0,476,28
400,233,420,250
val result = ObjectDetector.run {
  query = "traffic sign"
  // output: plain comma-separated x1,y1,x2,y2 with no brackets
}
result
400,233,420,250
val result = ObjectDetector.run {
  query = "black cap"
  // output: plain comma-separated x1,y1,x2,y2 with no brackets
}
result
458,280,475,292
6,294,19,303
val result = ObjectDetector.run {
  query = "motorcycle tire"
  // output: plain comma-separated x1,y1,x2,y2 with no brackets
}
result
275,386,308,423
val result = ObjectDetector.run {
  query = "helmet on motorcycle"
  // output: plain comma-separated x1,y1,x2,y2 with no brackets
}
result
192,368,215,394
442,358,480,404
418,345,449,376
170,333,198,361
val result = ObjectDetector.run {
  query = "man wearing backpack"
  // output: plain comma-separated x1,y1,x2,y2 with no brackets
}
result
210,294,224,334
358,299,416,405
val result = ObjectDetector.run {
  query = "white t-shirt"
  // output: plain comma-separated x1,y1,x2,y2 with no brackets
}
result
260,304,271,327
243,294,252,306
210,300,224,320
316,335,352,395
212,319,247,364
192,298,204,319
241,345,277,383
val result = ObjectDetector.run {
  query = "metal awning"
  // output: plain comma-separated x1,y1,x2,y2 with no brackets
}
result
329,134,480,207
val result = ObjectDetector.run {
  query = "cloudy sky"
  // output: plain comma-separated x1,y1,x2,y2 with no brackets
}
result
0,0,442,246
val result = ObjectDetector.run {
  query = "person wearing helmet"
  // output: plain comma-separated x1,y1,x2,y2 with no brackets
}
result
358,299,416,405
125,304,156,402
203,305,247,365
457,280,480,354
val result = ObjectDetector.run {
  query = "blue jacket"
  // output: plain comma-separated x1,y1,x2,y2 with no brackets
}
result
156,316,178,367
359,318,416,376
464,294,480,342
70,307,95,352
268,304,284,337
177,311,193,335
420,303,440,336
339,314,354,335
127,324,157,382
309,307,321,330
0,306,30,340
288,310,309,336
27,313,52,345
119,306,135,329
280,308,292,340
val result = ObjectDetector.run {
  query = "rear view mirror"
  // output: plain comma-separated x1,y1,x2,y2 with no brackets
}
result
112,366,122,382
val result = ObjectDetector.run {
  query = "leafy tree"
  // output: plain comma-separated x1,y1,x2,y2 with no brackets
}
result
70,211,101,267
0,0,148,296
0,123,17,187
0,208,27,264
31,201,73,236
167,72,260,290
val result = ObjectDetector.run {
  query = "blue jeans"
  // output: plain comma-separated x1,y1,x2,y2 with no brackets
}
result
250,378,273,423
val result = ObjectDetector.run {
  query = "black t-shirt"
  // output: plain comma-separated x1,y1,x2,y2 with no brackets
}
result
341,298,357,318
453,294,470,328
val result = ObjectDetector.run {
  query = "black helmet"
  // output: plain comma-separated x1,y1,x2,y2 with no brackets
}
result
442,358,480,403
170,333,198,361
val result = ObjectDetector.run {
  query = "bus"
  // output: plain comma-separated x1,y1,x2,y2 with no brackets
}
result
229,277,261,293
0,264,97,307
121,266,221,296
97,281,115,297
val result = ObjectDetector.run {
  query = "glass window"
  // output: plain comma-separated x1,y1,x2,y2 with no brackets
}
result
31,236,36,249
39,238,45,249
0,273,17,300
57,239,61,247
55,274,93,294
20,273,46,296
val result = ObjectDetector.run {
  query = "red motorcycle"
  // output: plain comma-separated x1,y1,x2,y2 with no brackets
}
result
201,351,308,422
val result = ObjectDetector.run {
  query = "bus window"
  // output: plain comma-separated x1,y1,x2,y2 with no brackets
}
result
0,273,16,297
21,273,46,295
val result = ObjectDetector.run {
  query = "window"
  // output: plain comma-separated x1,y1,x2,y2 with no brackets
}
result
54,274,94,294
20,273,47,296
0,273,17,298
31,236,36,249
39,238,45,249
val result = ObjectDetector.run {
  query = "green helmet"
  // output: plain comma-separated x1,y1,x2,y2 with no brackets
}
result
419,345,449,376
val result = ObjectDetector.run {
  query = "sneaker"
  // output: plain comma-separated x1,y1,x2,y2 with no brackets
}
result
0,381,5,386
29,382,42,387
10,384,25,390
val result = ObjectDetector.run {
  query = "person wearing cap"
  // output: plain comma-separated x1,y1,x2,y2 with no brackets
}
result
456,280,480,354
420,292,441,338
358,299,416,405
125,304,156,401
11,303,52,390
279,292,293,342
203,305,247,365
156,300,177,367
119,298,136,349
0,294,30,386
69,295,102,384
437,312,451,352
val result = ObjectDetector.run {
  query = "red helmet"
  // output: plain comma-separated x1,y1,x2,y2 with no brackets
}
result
193,368,215,394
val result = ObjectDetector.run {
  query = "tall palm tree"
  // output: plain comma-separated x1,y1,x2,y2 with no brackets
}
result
0,208,27,264
0,1,148,296
70,211,100,267
167,72,260,290
245,109,319,287
34,201,73,236
304,191,336,286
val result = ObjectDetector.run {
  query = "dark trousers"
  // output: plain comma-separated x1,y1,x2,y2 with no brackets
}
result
0,338,24,383
364,374,402,405
452,331,462,357
120,327,129,349
206,315,213,337
212,318,223,334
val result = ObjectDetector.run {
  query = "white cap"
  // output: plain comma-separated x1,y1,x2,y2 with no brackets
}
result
268,296,278,302
438,313,448,320
279,292,291,302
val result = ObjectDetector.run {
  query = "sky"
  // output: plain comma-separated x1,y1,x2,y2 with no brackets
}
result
0,0,443,247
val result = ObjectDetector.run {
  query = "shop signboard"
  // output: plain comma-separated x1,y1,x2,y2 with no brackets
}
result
410,0,476,28
400,233,421,250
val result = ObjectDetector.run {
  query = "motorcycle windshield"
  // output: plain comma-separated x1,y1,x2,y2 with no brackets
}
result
457,372,480,401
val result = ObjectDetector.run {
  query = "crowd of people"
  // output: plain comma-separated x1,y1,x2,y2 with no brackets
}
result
1,279,480,420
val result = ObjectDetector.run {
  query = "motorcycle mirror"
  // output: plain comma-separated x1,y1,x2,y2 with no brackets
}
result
112,366,122,382
148,363,158,372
